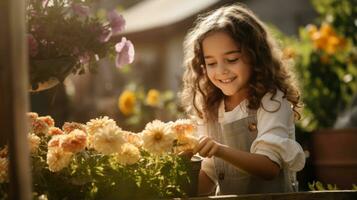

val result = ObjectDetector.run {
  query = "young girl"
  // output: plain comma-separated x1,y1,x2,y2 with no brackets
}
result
180,3,305,195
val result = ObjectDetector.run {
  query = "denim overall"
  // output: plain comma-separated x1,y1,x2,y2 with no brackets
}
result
207,110,293,194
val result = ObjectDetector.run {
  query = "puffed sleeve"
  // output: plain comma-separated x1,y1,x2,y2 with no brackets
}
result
250,91,305,172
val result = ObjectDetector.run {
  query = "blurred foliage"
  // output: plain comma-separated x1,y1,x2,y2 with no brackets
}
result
276,0,357,131
308,181,357,191
308,181,339,190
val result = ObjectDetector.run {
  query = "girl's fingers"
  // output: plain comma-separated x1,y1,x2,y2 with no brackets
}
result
207,144,218,158
198,140,214,157
193,136,208,154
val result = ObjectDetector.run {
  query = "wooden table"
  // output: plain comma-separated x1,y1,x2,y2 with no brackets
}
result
172,190,357,200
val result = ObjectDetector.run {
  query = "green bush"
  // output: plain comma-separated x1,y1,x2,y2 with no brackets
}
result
281,0,357,131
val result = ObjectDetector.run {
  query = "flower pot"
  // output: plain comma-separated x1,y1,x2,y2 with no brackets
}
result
182,155,202,197
28,77,60,92
311,128,357,189
29,57,76,92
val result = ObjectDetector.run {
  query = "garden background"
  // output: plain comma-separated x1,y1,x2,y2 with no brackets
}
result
28,0,357,193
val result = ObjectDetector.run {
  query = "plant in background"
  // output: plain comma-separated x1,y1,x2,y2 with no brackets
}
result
117,83,184,132
27,0,134,90
0,113,199,199
308,181,357,191
279,0,357,131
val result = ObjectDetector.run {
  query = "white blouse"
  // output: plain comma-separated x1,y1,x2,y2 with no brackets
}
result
199,90,306,183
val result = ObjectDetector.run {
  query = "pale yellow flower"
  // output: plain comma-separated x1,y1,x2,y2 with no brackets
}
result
146,89,160,106
116,143,141,165
92,124,125,155
60,129,87,153
123,131,143,148
28,133,41,153
171,119,199,153
46,147,73,172
0,157,9,183
86,116,117,135
118,90,136,115
142,120,175,155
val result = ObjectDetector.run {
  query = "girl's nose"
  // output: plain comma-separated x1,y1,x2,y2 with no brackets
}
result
217,63,229,75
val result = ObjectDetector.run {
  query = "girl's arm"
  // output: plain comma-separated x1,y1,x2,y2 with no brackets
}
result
198,170,216,196
193,136,280,180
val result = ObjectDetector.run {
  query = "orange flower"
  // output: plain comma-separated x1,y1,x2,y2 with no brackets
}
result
308,23,346,54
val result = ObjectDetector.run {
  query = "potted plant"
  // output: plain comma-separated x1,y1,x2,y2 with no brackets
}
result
27,0,134,92
0,113,201,199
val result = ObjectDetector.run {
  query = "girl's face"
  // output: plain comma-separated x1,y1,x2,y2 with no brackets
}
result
202,31,252,97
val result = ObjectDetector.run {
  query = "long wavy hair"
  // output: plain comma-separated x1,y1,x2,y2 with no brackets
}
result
181,3,302,121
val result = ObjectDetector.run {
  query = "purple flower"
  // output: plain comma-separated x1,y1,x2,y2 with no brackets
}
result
115,37,134,68
71,3,90,17
28,34,38,57
107,10,125,35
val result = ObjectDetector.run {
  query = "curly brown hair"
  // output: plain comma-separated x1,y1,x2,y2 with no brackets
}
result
181,3,302,121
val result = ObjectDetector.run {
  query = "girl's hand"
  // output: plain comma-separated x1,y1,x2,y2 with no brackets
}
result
193,136,224,158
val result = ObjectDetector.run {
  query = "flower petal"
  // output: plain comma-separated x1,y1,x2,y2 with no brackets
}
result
108,10,126,35
115,38,135,68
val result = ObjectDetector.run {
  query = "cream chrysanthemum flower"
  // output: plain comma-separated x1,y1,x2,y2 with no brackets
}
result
27,112,38,126
28,133,41,153
0,157,9,183
86,117,117,149
123,131,143,148
0,146,8,158
62,122,87,134
48,127,64,136
38,116,55,128
116,143,141,165
171,119,199,153
86,116,117,135
46,147,73,172
92,124,125,155
31,118,49,135
141,120,175,155
60,129,87,153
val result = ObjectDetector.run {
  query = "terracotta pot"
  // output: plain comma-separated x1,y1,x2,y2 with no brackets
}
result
311,128,357,189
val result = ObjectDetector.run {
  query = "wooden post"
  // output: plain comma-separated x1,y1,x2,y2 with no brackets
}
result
0,0,32,199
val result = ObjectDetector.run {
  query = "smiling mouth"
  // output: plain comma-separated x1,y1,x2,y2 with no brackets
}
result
219,77,236,83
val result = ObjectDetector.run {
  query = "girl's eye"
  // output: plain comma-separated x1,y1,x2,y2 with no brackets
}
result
206,63,216,67
227,58,239,63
